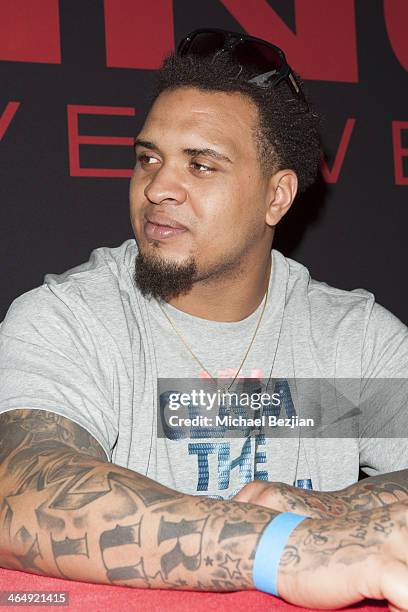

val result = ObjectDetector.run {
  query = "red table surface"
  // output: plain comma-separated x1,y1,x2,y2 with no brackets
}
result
0,568,387,612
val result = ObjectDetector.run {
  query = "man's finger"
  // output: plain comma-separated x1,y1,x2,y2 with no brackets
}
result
379,560,408,611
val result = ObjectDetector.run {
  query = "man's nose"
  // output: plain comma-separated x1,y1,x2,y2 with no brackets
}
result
144,164,187,205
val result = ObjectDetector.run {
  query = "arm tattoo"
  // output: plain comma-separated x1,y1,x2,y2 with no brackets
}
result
0,409,276,591
0,409,107,466
279,504,406,577
264,470,408,520
338,470,408,511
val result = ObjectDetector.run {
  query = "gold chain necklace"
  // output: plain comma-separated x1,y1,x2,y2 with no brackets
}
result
157,274,270,397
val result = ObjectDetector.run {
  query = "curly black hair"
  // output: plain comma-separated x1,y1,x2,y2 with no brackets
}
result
151,52,322,195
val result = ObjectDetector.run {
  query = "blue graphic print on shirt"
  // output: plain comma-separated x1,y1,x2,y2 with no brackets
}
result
160,379,313,497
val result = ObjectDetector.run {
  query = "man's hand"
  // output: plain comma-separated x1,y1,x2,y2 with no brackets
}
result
277,502,408,611
234,480,349,519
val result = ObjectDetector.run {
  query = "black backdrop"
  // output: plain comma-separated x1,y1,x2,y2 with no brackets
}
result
1,1,407,323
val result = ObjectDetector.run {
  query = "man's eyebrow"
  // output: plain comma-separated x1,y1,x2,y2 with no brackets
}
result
134,138,159,151
184,148,233,164
134,140,233,164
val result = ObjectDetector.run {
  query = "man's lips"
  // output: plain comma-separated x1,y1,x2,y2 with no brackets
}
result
144,215,188,240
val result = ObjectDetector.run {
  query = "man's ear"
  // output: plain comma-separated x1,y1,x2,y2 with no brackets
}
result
265,170,298,227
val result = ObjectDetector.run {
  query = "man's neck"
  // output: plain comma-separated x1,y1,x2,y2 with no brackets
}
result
165,254,272,322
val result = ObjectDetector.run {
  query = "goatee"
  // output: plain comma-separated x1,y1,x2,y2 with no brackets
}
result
134,249,197,301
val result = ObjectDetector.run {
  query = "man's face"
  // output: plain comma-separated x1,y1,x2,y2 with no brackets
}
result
130,87,273,300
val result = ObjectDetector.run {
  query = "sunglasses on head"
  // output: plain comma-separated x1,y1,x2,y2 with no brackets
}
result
177,28,305,101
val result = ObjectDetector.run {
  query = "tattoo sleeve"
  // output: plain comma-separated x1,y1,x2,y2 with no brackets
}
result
0,409,277,591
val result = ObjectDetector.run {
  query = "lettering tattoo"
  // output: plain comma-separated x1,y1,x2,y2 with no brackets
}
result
4,411,407,598
279,505,404,576
158,516,207,577
0,409,276,590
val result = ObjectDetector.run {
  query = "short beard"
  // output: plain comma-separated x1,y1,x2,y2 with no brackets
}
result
134,250,197,301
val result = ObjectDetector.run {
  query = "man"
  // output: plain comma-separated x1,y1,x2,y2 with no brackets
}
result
1,29,408,609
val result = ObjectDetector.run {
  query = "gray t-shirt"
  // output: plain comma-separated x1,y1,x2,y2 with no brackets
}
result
0,239,408,498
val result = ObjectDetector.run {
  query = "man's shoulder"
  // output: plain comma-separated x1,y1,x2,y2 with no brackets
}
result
1,239,138,336
37,238,137,306
43,238,137,291
280,250,374,306
276,250,376,329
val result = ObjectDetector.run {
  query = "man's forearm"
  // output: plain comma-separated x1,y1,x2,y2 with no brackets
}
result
336,468,408,511
235,470,408,520
3,412,408,609
0,447,276,590
284,469,408,518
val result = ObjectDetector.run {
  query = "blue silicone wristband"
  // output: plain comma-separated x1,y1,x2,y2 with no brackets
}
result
253,512,307,596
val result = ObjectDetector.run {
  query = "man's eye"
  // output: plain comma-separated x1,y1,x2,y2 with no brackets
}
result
137,154,159,166
191,161,215,173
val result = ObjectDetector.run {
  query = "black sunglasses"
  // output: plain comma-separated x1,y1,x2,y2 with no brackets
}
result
177,28,305,101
